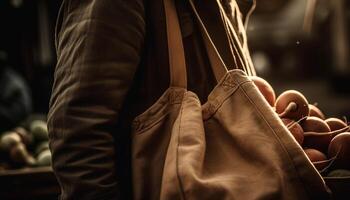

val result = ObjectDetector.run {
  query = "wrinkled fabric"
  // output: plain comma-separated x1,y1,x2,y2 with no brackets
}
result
132,70,331,200
48,0,255,199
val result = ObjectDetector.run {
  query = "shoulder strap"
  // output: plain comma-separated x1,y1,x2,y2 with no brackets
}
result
189,0,256,78
188,0,228,82
216,0,255,76
164,0,187,88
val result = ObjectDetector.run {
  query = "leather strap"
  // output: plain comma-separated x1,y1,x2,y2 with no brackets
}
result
164,0,187,88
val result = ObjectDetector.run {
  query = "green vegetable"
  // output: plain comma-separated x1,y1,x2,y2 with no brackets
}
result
35,141,49,155
30,120,48,141
37,149,52,166
327,169,350,177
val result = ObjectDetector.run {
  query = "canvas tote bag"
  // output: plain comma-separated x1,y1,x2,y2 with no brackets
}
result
131,0,331,199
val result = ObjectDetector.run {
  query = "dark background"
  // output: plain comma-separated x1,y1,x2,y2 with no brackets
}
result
0,0,60,114
247,0,350,118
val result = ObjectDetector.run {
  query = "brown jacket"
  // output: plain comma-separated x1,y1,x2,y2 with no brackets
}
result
48,0,254,199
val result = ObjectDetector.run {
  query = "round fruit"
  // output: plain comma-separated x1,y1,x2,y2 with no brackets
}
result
328,132,350,169
303,132,332,153
301,116,331,133
13,127,33,145
281,118,304,145
9,143,36,166
325,118,347,131
0,132,22,151
30,120,48,141
35,141,49,155
304,148,327,163
250,76,276,107
312,159,333,171
308,104,325,119
37,149,52,166
275,90,309,121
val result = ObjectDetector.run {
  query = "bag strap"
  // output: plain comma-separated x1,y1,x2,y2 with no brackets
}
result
164,0,255,87
215,0,255,76
164,0,187,88
188,0,228,82
219,4,248,73
189,0,256,78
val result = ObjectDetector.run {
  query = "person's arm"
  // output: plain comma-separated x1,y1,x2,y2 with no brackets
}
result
48,0,145,199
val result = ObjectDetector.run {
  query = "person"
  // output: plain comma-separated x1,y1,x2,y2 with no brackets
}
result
48,0,255,199
0,51,32,133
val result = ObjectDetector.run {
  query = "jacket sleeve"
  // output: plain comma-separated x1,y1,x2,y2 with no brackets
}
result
47,0,145,199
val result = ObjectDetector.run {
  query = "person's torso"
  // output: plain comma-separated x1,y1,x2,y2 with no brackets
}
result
115,1,255,199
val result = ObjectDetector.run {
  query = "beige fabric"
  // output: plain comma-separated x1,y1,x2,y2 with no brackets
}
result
132,71,331,199
161,70,330,200
131,0,330,199
165,0,187,88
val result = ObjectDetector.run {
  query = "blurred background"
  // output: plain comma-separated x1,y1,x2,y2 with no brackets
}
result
0,0,349,199
248,0,350,117
0,0,60,199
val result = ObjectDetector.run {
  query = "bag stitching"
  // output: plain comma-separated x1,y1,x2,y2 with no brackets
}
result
203,80,251,121
133,112,170,135
132,88,185,132
176,93,187,200
238,81,313,198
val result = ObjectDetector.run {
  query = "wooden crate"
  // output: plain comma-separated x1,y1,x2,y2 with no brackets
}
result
0,167,60,200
